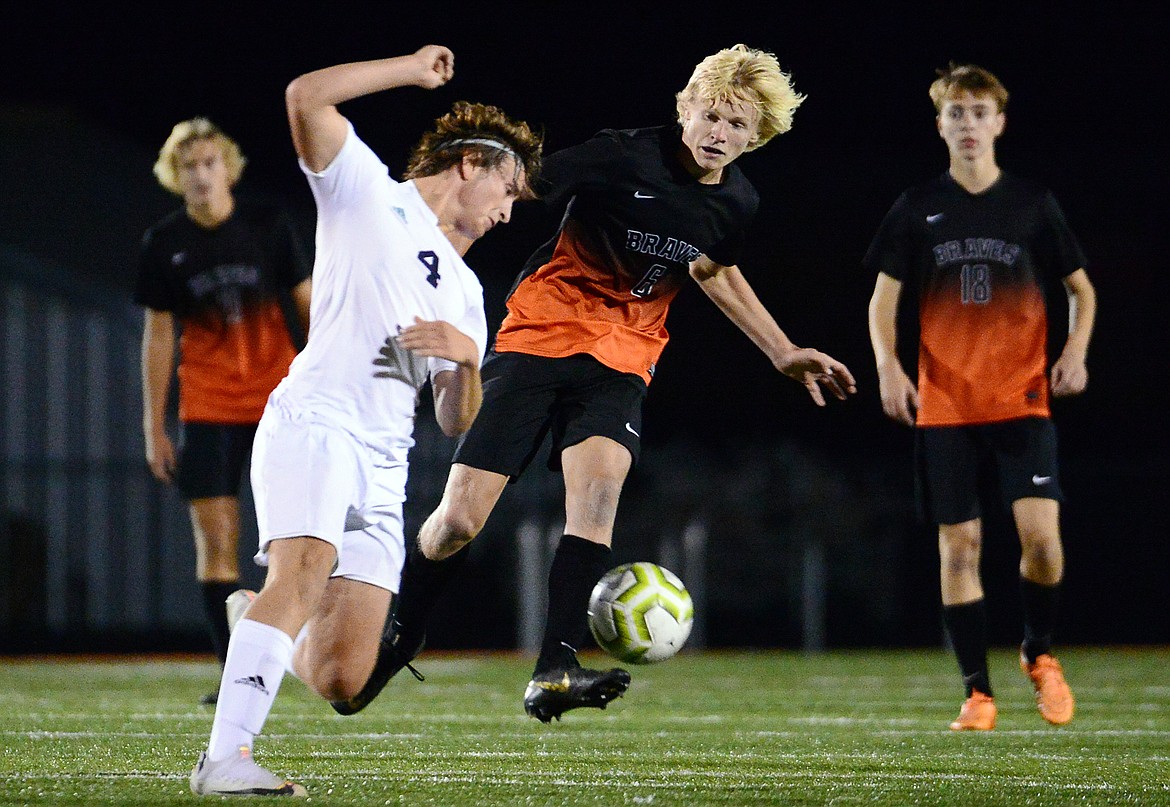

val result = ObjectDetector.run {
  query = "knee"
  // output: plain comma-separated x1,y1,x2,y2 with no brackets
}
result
1020,530,1063,572
307,656,368,702
420,510,480,560
940,522,982,570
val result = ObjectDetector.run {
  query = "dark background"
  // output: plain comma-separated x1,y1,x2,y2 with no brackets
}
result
3,2,1165,648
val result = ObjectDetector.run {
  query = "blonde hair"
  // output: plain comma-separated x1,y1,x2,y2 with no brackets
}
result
929,62,1009,113
152,118,246,195
675,44,805,151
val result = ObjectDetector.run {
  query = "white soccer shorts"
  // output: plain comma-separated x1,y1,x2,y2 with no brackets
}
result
249,402,408,592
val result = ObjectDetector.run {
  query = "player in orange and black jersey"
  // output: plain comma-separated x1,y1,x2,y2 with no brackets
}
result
493,123,758,384
134,118,311,705
342,45,856,723
867,64,1096,732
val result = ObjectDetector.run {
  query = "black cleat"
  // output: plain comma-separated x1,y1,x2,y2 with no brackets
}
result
330,621,425,716
523,664,631,723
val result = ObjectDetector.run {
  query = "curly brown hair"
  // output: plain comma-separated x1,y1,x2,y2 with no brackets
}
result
404,101,543,198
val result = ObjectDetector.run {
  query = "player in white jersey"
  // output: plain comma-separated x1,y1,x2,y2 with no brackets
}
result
189,45,543,798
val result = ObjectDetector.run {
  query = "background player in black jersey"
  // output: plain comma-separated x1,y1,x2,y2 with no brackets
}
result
866,64,1096,731
335,44,856,722
136,118,312,705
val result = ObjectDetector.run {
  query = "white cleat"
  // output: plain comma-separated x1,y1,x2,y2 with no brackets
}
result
225,589,257,634
190,746,306,797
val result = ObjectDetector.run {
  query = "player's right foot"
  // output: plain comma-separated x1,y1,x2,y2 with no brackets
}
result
190,746,306,797
523,664,631,723
329,620,425,716
1021,649,1075,725
225,589,257,634
949,691,997,731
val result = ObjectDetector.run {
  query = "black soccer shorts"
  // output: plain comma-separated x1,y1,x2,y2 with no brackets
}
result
453,351,648,480
175,421,258,500
915,416,1063,525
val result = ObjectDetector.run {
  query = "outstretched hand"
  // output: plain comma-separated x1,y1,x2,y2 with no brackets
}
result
777,347,857,406
412,45,454,89
396,316,477,367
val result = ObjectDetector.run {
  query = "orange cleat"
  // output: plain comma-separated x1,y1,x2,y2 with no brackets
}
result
949,691,997,731
1021,650,1075,725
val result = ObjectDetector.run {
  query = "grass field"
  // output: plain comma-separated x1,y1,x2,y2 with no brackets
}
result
1,646,1167,805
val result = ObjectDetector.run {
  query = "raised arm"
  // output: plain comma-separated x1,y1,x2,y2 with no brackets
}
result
285,45,455,172
690,256,855,406
1050,268,1096,397
868,272,917,426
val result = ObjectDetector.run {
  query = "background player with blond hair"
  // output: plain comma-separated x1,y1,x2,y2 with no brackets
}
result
136,117,312,704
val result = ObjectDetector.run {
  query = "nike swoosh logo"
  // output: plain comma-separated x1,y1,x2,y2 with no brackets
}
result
634,191,655,199
926,213,944,223
625,422,640,437
1032,475,1052,485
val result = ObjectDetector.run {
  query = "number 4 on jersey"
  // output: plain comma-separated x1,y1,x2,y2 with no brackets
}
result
418,251,440,288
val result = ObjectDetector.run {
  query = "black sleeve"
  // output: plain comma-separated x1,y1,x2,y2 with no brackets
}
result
535,129,626,211
863,192,914,281
1035,191,1088,282
131,228,175,311
268,208,313,289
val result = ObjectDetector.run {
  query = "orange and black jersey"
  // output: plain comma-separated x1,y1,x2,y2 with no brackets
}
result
134,200,311,424
865,171,1087,427
493,126,758,383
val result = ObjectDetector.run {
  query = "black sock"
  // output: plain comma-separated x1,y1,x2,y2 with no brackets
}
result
943,600,992,697
391,543,471,645
534,534,611,676
200,580,238,666
1020,578,1060,663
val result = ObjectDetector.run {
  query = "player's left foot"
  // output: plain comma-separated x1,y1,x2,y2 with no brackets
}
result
199,689,218,706
1020,649,1074,725
523,663,631,723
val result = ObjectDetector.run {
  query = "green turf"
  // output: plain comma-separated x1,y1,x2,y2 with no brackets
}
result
1,647,1167,805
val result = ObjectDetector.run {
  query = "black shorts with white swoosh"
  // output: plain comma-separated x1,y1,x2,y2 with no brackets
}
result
453,351,647,479
914,416,1063,524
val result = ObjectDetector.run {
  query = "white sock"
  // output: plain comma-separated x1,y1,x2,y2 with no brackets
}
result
207,619,293,761
286,624,309,679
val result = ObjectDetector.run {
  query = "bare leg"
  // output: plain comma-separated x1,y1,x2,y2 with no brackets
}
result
417,463,509,560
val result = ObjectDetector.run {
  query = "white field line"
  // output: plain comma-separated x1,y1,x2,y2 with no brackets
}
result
1,769,1167,793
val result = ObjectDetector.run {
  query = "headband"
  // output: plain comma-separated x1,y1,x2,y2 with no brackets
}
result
442,137,519,162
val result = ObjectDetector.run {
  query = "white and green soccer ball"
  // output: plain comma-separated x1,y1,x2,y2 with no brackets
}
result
587,562,694,664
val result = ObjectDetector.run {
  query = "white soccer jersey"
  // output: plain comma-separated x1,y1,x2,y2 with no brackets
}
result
268,122,487,462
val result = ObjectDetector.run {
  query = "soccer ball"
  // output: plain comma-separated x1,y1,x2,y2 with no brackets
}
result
587,562,694,664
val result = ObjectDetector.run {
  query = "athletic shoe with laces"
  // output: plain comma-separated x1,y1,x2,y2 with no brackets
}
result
226,589,257,633
523,662,632,723
949,691,997,731
329,619,425,716
1020,649,1075,725
190,746,306,797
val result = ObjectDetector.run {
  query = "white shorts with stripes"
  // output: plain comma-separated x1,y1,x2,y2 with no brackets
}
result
249,401,408,593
